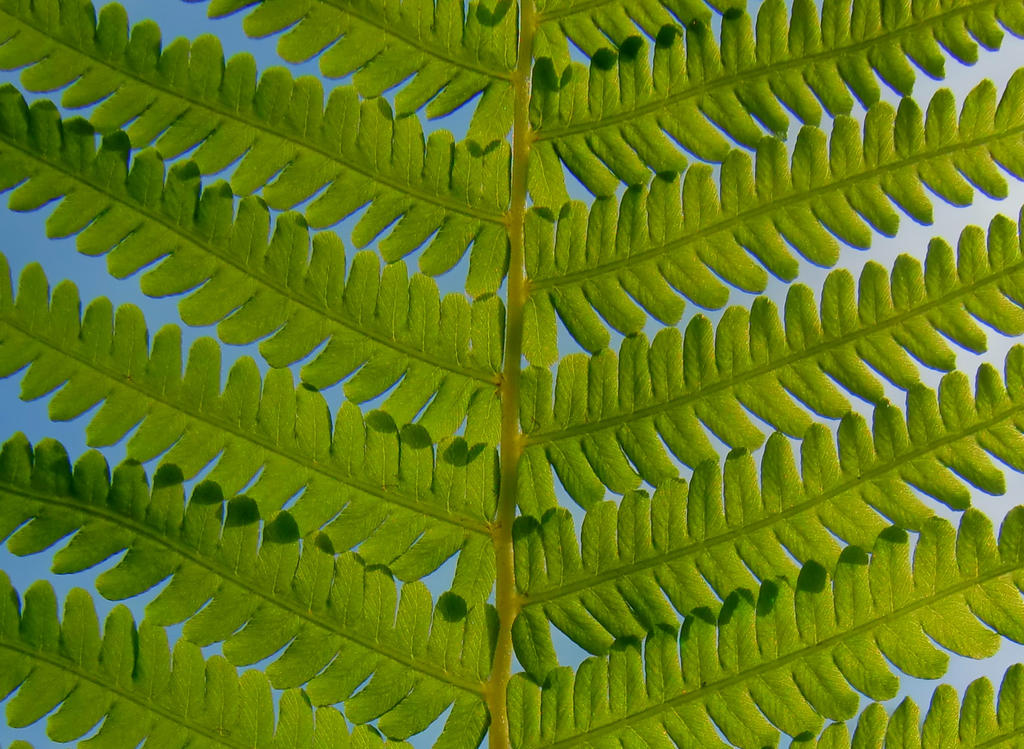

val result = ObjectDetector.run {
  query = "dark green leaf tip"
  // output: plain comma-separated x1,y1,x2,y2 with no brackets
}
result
366,410,398,434
101,130,131,154
691,606,717,624
442,438,469,466
170,160,201,181
609,636,640,652
756,580,779,615
512,515,541,540
476,0,511,26
878,526,909,544
618,36,644,61
438,591,468,621
152,464,185,489
592,48,618,71
225,496,260,526
719,589,754,624
442,438,483,466
838,545,870,565
265,511,300,543
313,531,335,555
797,560,828,593
65,117,95,136
655,24,679,48
534,58,560,92
400,423,433,448
192,480,226,506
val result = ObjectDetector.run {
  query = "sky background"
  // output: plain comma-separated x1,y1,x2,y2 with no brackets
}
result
3,1,1024,746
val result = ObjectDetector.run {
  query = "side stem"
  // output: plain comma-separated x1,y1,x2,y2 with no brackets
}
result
487,1,535,747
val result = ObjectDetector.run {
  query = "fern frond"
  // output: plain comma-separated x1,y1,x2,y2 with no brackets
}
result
522,212,1024,503
538,0,954,65
794,664,1024,748
0,435,492,740
189,0,517,141
0,573,431,747
531,0,1024,194
508,509,1024,748
534,0,731,62
0,259,499,593
0,89,504,422
525,75,1024,343
0,0,510,292
513,353,1024,664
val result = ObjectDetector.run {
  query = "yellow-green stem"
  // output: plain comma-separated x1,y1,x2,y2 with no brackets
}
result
487,1,535,746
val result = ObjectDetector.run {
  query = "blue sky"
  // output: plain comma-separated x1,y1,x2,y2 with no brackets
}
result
3,1,1024,746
